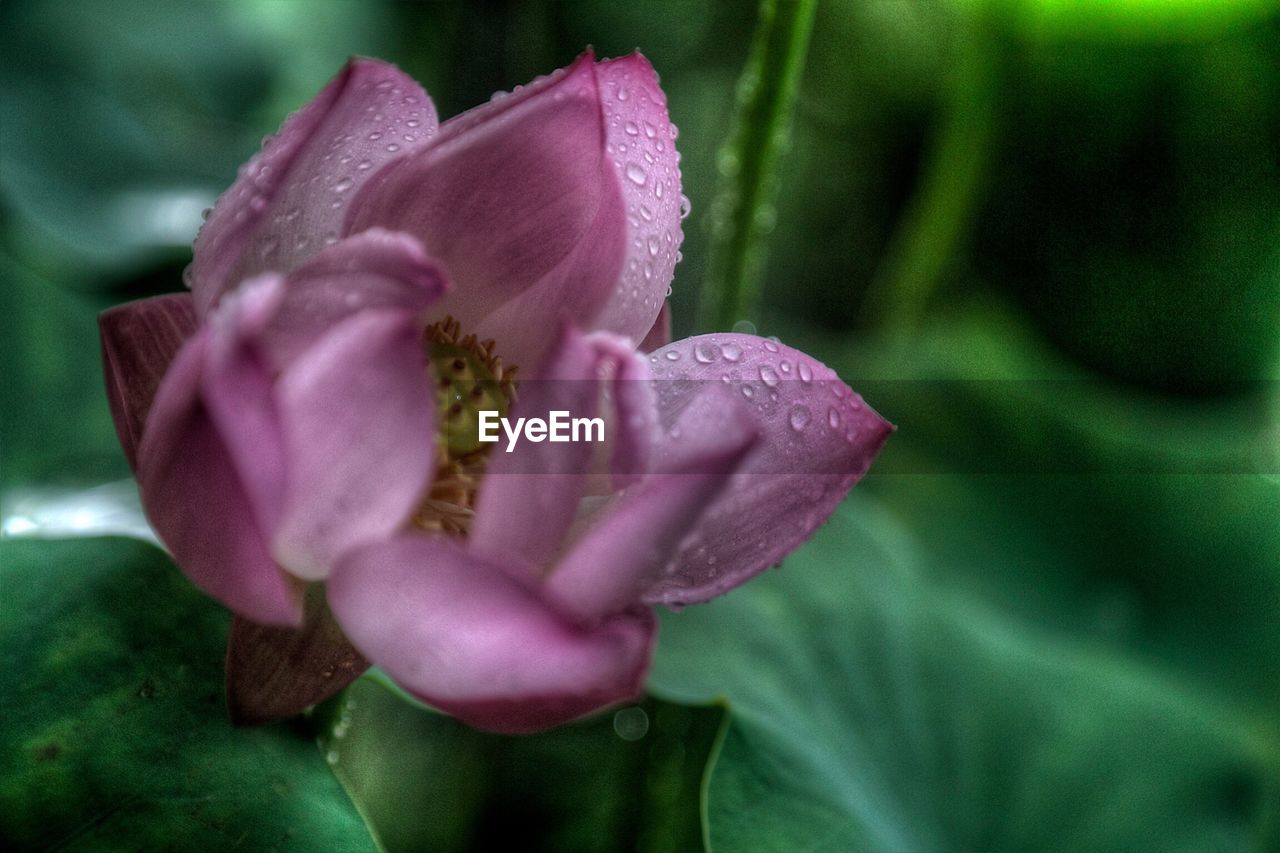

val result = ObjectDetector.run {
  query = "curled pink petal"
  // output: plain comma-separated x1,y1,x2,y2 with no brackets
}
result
99,294,197,470
192,59,438,316
584,332,656,490
641,334,893,606
137,332,301,626
328,536,655,734
200,276,290,537
546,395,758,620
468,323,602,577
592,53,684,346
346,52,627,371
638,301,672,354
264,228,449,368
271,311,435,580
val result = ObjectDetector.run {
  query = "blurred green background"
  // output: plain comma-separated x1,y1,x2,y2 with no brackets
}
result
2,0,1279,850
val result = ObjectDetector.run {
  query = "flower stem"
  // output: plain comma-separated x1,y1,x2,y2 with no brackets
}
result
699,0,819,333
861,9,999,335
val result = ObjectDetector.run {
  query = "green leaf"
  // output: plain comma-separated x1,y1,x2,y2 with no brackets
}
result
649,494,1280,851
0,537,376,850
315,678,722,852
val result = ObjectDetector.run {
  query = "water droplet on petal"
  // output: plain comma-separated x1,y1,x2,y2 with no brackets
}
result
828,407,842,428
333,177,354,193
664,350,680,361
624,120,639,136
741,385,755,399
679,195,692,220
763,340,780,353
789,405,811,431
694,342,719,363
625,163,647,186
646,236,660,257
759,366,779,387
721,342,743,362
798,363,813,382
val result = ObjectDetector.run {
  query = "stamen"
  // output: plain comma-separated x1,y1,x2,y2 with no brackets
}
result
413,316,518,535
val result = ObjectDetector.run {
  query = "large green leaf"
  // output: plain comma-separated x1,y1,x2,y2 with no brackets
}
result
315,678,722,852
650,494,1280,851
0,537,376,850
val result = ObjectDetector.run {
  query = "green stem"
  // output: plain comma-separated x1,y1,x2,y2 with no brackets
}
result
861,9,999,334
699,0,819,332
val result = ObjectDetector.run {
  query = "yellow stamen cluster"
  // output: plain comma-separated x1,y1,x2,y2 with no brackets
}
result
412,316,518,535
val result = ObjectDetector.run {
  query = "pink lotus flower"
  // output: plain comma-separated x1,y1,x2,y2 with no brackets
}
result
99,51,891,733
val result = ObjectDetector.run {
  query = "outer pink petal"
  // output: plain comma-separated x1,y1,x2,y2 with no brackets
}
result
137,331,301,626
641,334,893,606
99,294,198,470
263,228,449,368
191,59,438,316
468,324,602,577
328,536,655,734
592,53,684,346
345,52,627,372
271,310,435,580
545,396,758,620
638,301,672,354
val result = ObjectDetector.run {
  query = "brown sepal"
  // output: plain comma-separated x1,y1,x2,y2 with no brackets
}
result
225,584,369,725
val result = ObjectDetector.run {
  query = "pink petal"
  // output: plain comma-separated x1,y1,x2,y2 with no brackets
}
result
136,331,302,626
468,324,602,577
641,334,893,606
345,52,627,372
546,395,758,620
328,536,655,734
200,276,290,537
585,332,656,490
263,228,449,368
191,59,438,316
271,310,435,580
638,301,672,354
99,294,198,470
591,53,684,347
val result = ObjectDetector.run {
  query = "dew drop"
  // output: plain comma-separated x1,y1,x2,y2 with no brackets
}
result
828,407,841,428
759,366,779,387
625,163,647,186
624,120,639,136
333,177,354,193
789,405,811,431
798,362,813,382
647,236,660,257
367,131,383,141
763,340,780,353
679,194,692,220
721,342,743,362
694,342,719,364
779,360,792,375
664,350,680,362
386,143,400,152
741,385,755,399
